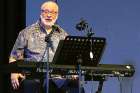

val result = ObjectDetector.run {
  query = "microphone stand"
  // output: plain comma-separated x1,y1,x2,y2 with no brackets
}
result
46,44,49,93
38,35,50,93
39,42,50,93
39,22,56,93
75,18,94,61
76,18,95,93
45,32,54,93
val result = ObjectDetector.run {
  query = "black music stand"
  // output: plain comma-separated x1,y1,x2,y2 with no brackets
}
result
53,36,106,66
52,36,106,93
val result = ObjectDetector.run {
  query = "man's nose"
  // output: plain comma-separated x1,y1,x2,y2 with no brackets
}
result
47,14,52,18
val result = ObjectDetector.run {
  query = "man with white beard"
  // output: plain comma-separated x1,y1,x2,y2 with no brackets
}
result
9,1,69,93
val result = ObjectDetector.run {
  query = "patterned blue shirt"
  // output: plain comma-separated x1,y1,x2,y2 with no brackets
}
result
10,21,68,62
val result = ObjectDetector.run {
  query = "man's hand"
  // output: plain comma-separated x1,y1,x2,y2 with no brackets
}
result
71,75,78,80
11,73,25,90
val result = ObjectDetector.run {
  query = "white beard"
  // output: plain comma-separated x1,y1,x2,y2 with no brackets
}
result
40,15,57,27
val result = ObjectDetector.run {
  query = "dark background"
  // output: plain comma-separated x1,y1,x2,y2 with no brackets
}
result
0,0,25,93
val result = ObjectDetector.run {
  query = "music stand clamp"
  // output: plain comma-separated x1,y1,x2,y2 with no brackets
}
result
52,36,106,93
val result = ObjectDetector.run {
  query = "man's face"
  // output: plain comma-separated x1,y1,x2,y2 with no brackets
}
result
40,2,58,27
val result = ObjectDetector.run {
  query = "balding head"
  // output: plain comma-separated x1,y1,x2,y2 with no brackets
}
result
40,1,59,27
41,1,59,12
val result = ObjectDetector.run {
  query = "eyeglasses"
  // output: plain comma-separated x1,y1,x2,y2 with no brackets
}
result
41,9,58,15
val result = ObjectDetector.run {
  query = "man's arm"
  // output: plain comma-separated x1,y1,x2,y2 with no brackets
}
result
9,30,26,90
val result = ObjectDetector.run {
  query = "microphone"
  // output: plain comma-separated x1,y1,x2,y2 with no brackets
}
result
52,24,58,30
76,18,94,37
52,24,60,32
75,19,88,31
45,24,59,42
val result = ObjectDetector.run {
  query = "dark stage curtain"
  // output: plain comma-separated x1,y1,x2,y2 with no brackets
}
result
0,0,25,92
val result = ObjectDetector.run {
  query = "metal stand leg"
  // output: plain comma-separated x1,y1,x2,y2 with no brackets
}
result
77,54,83,93
96,81,104,93
78,64,82,93
95,76,106,93
46,62,49,93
